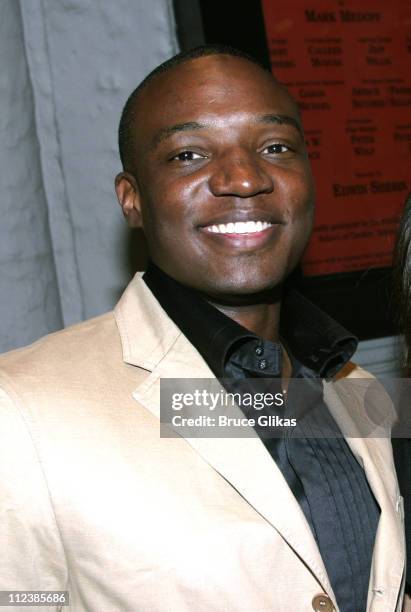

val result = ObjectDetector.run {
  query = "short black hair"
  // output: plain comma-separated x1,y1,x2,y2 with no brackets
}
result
118,44,271,173
393,192,411,366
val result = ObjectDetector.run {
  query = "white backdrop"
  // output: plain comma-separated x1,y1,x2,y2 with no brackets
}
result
0,0,178,353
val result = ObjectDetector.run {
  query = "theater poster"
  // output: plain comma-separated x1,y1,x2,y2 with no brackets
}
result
262,0,411,276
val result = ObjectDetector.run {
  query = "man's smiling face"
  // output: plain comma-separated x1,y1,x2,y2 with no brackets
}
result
116,55,315,301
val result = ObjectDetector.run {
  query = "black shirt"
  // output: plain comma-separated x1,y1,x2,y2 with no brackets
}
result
143,261,380,612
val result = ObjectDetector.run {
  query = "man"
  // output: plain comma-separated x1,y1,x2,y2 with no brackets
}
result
0,46,405,611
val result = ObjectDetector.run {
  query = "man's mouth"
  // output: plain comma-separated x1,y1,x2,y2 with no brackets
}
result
203,220,273,235
198,217,281,251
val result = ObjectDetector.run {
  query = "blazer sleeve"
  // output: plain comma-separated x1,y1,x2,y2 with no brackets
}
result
0,383,68,611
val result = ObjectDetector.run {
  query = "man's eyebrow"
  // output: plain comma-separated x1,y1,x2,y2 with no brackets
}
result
150,122,205,150
258,114,303,134
150,114,303,150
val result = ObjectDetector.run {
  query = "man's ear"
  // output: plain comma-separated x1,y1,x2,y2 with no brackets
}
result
115,172,144,228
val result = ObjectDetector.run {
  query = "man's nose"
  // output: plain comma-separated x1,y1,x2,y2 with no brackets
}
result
209,152,274,198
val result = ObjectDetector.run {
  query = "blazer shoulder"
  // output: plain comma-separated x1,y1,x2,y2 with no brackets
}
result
0,311,122,389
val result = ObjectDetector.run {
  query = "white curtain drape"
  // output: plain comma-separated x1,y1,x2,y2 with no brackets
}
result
0,0,178,353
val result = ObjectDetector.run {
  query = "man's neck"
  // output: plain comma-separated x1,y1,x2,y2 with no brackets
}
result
206,299,281,344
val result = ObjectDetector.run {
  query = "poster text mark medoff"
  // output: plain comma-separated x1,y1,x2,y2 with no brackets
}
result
262,0,411,276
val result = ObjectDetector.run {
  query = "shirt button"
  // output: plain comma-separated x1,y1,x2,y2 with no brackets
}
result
255,346,264,356
312,594,335,611
258,359,267,370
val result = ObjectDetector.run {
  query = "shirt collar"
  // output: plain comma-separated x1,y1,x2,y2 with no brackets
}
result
143,260,254,377
279,290,358,378
142,260,357,380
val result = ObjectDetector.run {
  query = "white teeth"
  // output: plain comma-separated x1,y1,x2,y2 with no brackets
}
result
206,221,273,234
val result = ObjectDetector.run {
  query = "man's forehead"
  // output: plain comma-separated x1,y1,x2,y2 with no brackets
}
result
135,55,298,127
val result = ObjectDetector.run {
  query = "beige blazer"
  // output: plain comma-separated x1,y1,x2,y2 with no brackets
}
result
0,273,405,611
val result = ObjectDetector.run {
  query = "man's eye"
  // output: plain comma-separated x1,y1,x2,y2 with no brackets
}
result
171,151,204,161
262,144,290,155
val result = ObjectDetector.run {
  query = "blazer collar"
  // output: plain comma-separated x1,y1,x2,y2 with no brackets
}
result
114,272,182,371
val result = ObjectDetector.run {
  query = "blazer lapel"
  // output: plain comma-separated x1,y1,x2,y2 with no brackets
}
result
324,378,405,609
115,273,335,597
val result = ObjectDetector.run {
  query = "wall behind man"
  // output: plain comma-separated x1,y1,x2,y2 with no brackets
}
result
0,0,178,353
